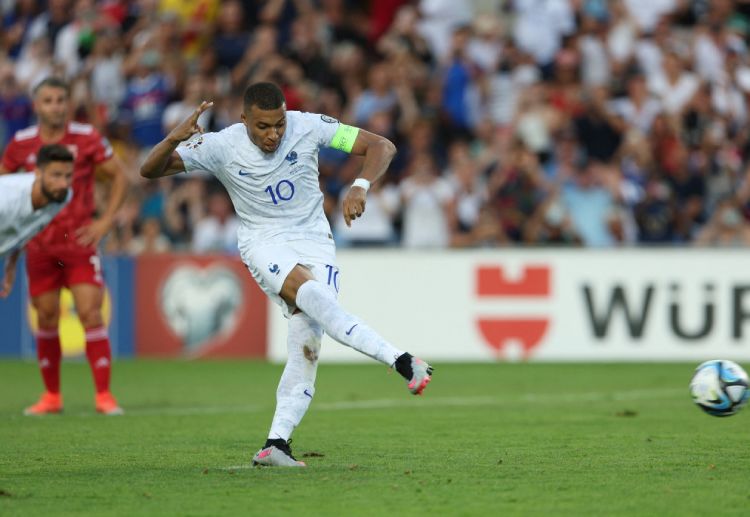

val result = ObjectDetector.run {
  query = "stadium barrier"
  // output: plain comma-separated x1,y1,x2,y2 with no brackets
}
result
0,256,135,358
3,249,750,362
0,254,266,359
270,249,750,363
134,254,266,358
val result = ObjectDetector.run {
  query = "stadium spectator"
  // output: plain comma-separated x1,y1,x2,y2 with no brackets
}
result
694,198,750,246
127,216,171,255
445,140,485,235
440,26,480,133
561,161,619,247
0,64,33,147
634,178,678,243
191,190,239,254
647,51,700,116
24,0,71,59
163,74,212,134
0,0,40,59
212,0,250,72
487,141,547,242
163,177,207,248
86,25,126,125
400,152,455,248
121,49,172,150
2,0,750,250
523,193,582,246
610,74,663,135
350,62,397,127
159,0,219,59
513,0,575,73
14,33,54,91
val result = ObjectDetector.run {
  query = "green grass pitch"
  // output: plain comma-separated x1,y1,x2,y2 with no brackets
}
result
1,360,749,516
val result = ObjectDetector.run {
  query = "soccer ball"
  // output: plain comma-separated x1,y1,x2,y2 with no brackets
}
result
689,360,750,417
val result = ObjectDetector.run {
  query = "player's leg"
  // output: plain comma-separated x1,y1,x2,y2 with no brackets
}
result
281,266,433,395
24,250,65,415
269,313,322,440
66,251,122,415
24,289,64,415
253,313,321,467
69,282,122,415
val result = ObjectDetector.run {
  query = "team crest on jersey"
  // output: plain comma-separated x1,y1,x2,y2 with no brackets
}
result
285,151,298,165
320,115,337,124
268,263,280,275
184,137,203,149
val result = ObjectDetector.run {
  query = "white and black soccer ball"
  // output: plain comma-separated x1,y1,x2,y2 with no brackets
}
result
689,360,750,417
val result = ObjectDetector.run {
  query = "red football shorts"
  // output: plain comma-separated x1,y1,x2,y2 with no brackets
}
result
25,248,104,297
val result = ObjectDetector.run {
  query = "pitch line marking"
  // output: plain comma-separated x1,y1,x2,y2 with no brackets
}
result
39,387,685,418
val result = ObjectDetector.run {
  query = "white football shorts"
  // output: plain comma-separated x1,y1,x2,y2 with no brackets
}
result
241,238,340,318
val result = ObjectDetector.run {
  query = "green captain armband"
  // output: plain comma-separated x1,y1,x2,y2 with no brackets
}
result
329,124,360,153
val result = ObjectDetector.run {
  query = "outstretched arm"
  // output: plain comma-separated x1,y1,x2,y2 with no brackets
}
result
0,250,20,298
341,129,396,227
140,101,213,179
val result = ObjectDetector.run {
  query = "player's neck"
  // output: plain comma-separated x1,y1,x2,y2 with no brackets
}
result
39,123,67,143
30,180,51,210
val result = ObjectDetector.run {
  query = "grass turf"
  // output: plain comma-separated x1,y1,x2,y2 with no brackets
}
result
0,360,748,516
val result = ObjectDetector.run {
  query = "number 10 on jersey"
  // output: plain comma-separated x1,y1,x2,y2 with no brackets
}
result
265,180,295,205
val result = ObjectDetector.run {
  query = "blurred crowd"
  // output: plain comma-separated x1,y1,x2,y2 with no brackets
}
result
5,0,750,252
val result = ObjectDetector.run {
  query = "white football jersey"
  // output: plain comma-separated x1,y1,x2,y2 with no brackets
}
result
176,111,341,250
0,173,72,257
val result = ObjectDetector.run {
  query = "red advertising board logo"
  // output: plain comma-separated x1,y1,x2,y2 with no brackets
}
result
135,255,267,358
476,265,551,358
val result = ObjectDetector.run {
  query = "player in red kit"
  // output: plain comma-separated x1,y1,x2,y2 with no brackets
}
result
0,77,129,415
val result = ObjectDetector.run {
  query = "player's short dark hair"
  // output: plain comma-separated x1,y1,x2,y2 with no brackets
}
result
243,82,285,111
37,144,74,168
32,77,70,97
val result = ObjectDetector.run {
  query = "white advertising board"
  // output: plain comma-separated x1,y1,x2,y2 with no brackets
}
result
268,249,750,362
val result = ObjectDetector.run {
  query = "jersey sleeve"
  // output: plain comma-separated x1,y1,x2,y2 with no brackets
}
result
175,132,227,175
90,129,115,164
1,139,24,172
301,113,345,148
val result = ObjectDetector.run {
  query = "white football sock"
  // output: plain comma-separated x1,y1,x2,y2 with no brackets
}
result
295,280,404,365
268,313,322,441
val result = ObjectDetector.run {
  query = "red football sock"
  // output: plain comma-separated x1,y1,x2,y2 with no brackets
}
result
36,328,62,394
85,326,112,394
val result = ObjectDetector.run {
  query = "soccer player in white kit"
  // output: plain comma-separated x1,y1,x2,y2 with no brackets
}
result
140,82,433,467
0,144,74,298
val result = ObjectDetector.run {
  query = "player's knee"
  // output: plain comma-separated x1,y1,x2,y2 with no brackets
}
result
33,305,60,327
35,311,60,328
77,309,103,329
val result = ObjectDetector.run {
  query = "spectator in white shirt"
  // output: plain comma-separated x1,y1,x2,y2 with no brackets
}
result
399,153,455,248
610,74,662,134
192,191,239,254
647,51,699,115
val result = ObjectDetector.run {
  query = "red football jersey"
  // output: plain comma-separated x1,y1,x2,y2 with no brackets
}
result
1,122,113,252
